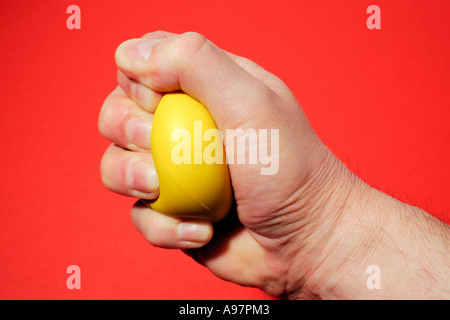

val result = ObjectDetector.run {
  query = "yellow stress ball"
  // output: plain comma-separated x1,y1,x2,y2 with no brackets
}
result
145,92,232,222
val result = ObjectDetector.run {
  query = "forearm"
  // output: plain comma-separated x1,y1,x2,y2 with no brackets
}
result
312,172,450,299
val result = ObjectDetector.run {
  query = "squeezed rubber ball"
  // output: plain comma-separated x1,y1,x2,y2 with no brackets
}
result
145,93,232,222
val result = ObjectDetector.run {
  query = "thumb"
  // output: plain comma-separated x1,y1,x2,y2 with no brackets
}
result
114,31,280,130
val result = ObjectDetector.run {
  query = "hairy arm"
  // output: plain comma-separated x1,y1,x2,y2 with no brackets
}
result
307,165,450,299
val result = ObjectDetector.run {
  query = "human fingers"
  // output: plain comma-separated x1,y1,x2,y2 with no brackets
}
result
114,31,281,130
140,30,290,98
131,200,213,249
98,86,154,151
100,143,159,199
116,70,163,113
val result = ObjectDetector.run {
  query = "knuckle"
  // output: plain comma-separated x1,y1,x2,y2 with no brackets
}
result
99,97,135,141
100,144,131,193
99,144,116,187
98,99,111,138
176,31,209,61
259,82,280,106
141,219,165,247
255,84,284,118
234,55,254,70
140,224,155,243
142,30,168,39
141,30,175,39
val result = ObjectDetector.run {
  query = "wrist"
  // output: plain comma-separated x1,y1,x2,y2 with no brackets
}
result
304,164,450,299
274,149,370,299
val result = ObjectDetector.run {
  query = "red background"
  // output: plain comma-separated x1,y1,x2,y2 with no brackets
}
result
0,0,448,299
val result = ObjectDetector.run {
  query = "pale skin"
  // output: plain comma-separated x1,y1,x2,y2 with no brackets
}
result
98,31,450,299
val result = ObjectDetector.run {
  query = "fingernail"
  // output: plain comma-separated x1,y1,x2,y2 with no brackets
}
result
177,222,211,244
125,116,152,149
127,162,159,193
119,39,158,62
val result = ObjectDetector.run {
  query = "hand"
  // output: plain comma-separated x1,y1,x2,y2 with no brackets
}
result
99,31,449,299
